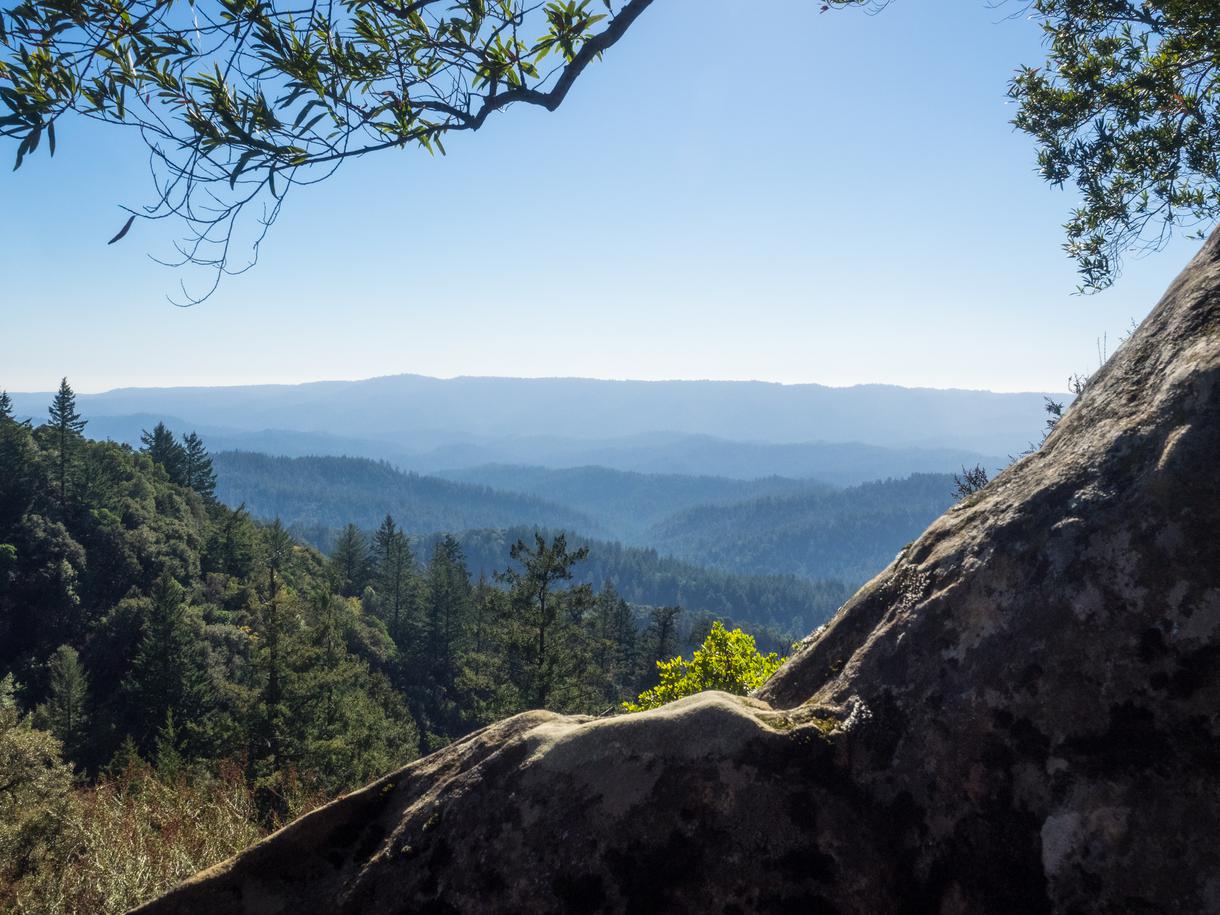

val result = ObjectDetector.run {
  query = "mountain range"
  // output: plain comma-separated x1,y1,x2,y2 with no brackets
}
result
8,373,1057,481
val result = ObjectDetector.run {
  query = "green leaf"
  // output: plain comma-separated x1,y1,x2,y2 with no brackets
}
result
229,149,258,188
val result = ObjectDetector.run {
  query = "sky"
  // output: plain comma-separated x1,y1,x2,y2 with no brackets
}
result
0,0,1205,395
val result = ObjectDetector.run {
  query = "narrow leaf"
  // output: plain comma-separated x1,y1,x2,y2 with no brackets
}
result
108,214,137,244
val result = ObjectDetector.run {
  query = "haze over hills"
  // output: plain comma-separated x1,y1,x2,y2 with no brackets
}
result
213,452,956,591
210,453,857,634
68,418,1003,484
647,473,959,584
211,451,600,539
8,373,1060,457
433,465,828,541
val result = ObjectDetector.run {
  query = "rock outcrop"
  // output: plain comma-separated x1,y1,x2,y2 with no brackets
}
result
137,232,1220,915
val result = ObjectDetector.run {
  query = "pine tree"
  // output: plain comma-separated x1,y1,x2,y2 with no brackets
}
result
330,524,370,597
41,644,90,764
256,520,296,771
296,585,419,792
424,535,473,689
593,583,636,700
123,577,213,755
0,390,12,422
180,431,217,499
643,605,682,685
205,504,259,579
140,422,187,485
153,709,185,779
497,533,591,710
372,516,417,647
47,377,86,508
0,406,36,528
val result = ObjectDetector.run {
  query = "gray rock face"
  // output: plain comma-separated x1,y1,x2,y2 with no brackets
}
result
137,233,1220,915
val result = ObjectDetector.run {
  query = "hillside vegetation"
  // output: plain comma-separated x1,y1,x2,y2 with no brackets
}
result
649,473,957,583
212,451,598,536
428,528,851,640
212,452,952,591
434,464,827,540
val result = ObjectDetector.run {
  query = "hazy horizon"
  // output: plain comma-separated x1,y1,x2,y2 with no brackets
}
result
8,369,1073,398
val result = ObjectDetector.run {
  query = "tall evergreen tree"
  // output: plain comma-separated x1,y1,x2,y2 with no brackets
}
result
140,422,187,485
498,533,591,710
330,524,370,598
643,605,682,686
255,520,296,771
372,516,416,647
0,390,12,422
123,577,213,755
40,644,90,764
47,377,86,508
593,582,636,698
0,406,36,528
205,504,259,579
424,535,473,689
180,431,217,499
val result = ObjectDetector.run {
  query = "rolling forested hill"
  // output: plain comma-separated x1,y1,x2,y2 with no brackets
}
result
648,473,958,584
212,451,600,537
420,528,852,638
212,452,954,606
34,410,1000,486
433,464,829,541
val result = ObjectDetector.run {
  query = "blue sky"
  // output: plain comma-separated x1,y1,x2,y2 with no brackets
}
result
0,0,1203,394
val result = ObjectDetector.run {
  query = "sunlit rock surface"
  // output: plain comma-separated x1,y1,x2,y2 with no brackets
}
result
137,233,1220,914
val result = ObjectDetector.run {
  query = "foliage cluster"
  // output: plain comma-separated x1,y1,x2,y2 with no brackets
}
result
1010,1,1220,290
623,622,784,712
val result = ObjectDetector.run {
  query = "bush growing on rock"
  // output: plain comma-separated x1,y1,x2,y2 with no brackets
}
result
623,621,784,712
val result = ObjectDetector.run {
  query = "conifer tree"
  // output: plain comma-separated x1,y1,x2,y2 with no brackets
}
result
181,431,217,499
205,504,259,579
47,377,86,508
256,520,296,771
424,535,473,689
153,709,185,779
140,422,187,485
123,577,213,755
330,524,370,598
593,583,636,699
40,644,90,764
643,605,682,685
0,405,36,528
372,516,417,647
0,390,12,422
498,533,591,710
